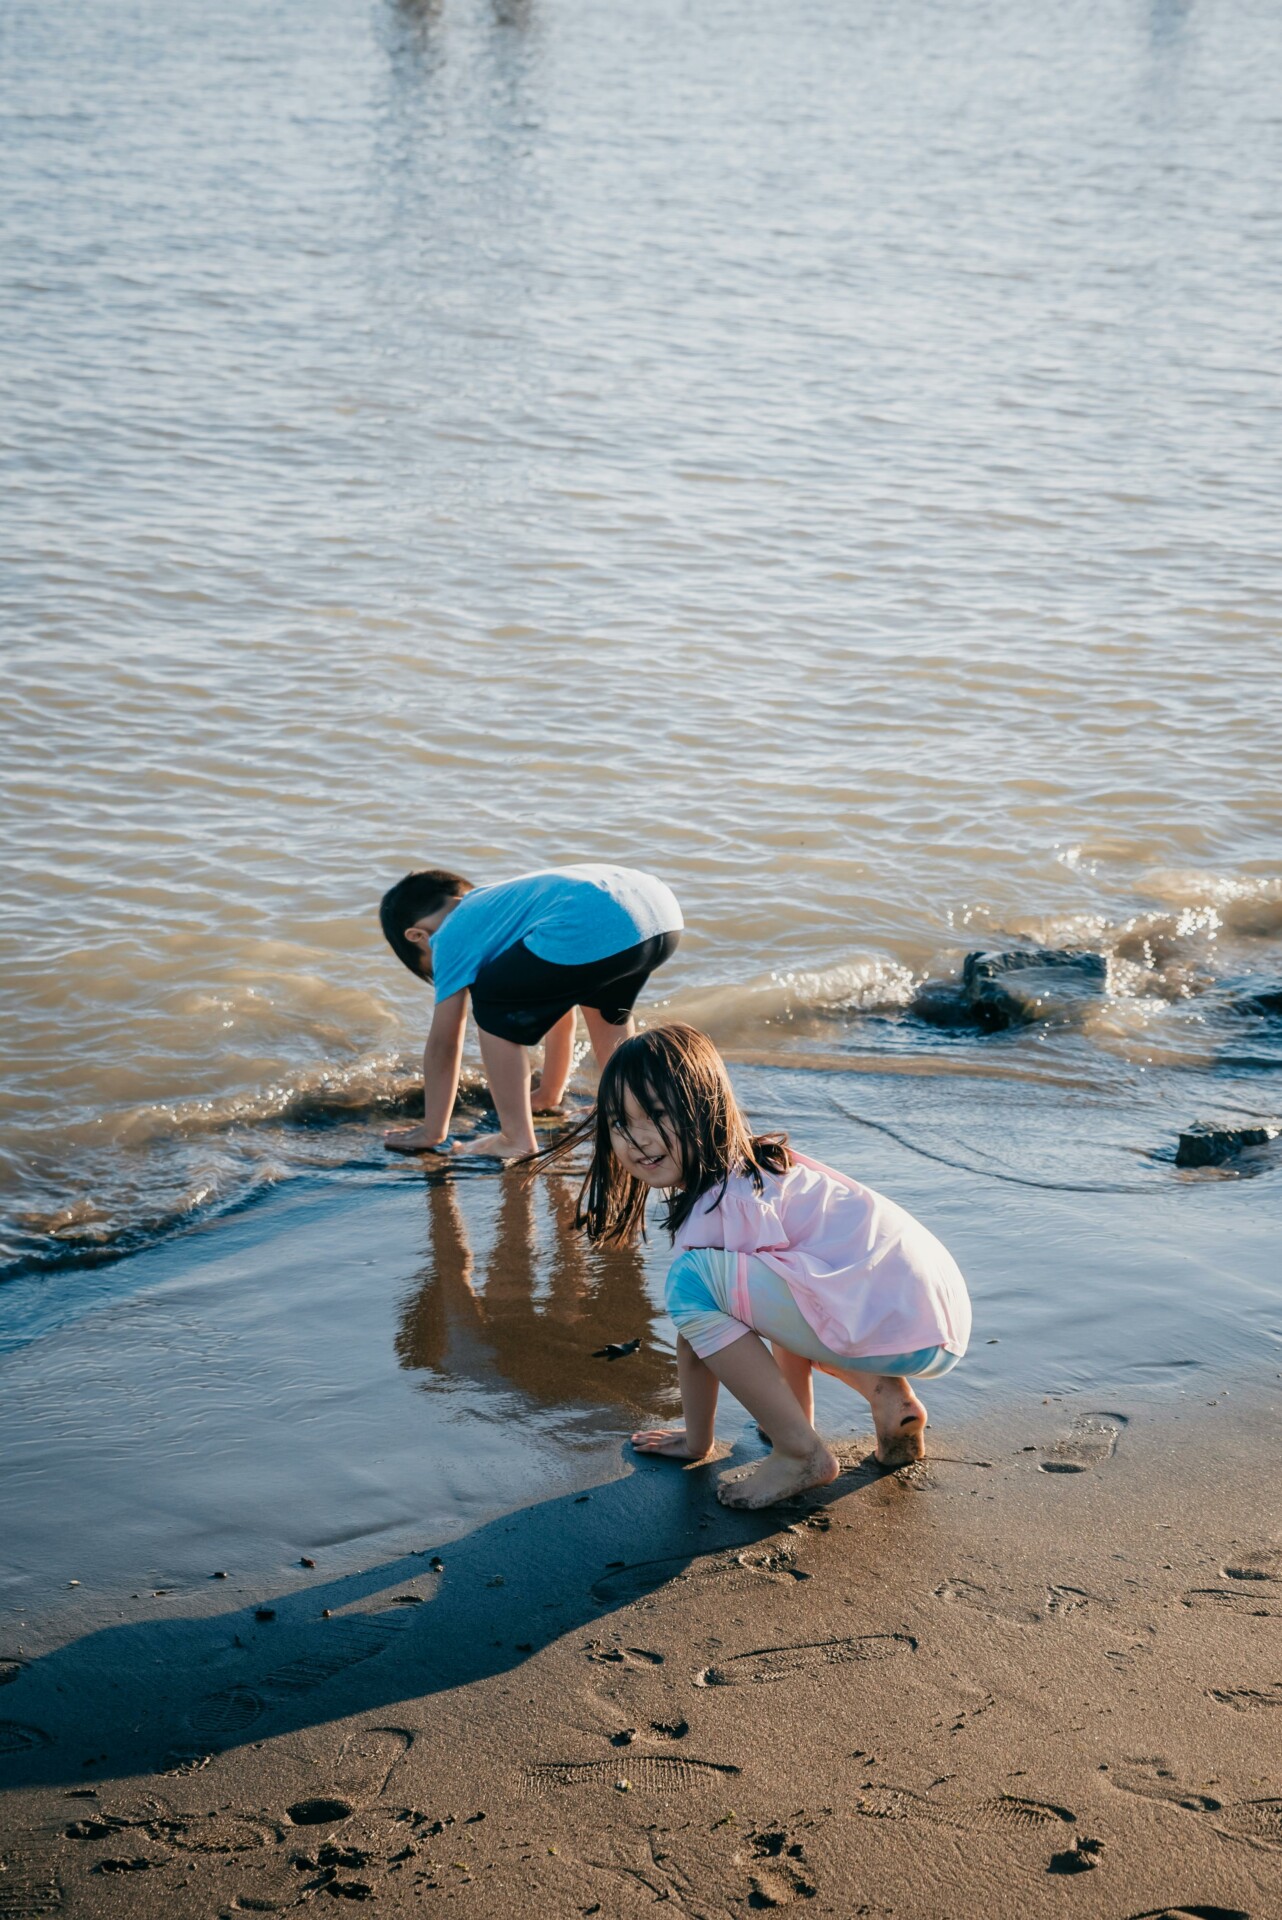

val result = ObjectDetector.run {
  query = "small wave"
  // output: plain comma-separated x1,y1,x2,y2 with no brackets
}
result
0,1056,497,1286
1140,870,1282,939
113,1051,435,1146
658,957,917,1047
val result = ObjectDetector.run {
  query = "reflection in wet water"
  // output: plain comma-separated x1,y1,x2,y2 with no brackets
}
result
397,1172,675,1415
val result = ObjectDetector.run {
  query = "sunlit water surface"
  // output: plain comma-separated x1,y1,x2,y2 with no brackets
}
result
3,0,1281,1282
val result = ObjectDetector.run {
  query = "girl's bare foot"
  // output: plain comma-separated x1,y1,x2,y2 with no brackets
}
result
870,1378,928,1467
452,1131,536,1161
716,1441,839,1509
630,1428,712,1461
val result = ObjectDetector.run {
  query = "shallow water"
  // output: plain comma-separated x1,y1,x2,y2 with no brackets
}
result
3,0,1282,1277
4,1062,1278,1629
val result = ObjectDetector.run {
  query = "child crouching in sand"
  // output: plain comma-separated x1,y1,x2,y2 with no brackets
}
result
562,1024,970,1509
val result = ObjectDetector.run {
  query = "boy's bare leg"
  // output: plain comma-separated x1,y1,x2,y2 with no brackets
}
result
581,1006,633,1070
817,1363,927,1466
453,1028,539,1159
632,1335,719,1460
531,1009,575,1111
771,1345,815,1426
701,1333,839,1508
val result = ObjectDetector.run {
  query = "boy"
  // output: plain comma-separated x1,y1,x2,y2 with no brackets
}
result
380,863,683,1160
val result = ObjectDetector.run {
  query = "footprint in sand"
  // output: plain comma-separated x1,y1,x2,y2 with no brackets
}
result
1207,1682,1282,1713
1222,1548,1282,1584
1103,1758,1224,1814
1182,1587,1282,1619
151,1811,282,1856
279,1728,413,1829
0,1854,62,1917
852,1784,1075,1835
932,1576,1041,1625
695,1633,916,1687
732,1546,813,1584
1038,1410,1128,1474
521,1756,739,1795
586,1645,666,1670
933,1577,1109,1625
333,1725,413,1802
188,1615,406,1742
1126,1909,1252,1919
740,1829,818,1910
1214,1798,1282,1850
590,1558,695,1606
0,1722,52,1758
187,1684,266,1740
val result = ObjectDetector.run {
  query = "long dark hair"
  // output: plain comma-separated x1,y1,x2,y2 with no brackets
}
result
544,1023,791,1247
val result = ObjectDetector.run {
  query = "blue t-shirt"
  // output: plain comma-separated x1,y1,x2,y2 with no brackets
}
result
430,865,683,1003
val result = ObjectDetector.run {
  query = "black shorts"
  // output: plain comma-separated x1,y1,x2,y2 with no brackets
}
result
469,930,680,1047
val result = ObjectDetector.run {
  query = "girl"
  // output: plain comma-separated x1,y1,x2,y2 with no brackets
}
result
566,1023,970,1509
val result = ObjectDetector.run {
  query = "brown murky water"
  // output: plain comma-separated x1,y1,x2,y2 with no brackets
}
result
3,0,1281,1290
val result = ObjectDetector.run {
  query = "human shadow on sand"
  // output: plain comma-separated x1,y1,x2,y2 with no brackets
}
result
0,1440,898,1793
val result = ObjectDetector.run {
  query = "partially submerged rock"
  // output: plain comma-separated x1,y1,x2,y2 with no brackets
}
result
963,949,1108,1029
1175,1121,1281,1169
911,948,1108,1033
909,980,979,1029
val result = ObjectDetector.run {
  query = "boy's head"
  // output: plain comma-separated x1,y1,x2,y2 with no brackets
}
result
379,868,474,978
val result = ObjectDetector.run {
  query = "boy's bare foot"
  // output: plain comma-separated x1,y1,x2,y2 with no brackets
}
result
384,1125,453,1154
630,1428,712,1461
716,1442,839,1509
452,1131,536,1161
870,1378,928,1467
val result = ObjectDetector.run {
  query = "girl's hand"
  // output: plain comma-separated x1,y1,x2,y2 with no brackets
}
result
630,1427,710,1461
384,1125,454,1155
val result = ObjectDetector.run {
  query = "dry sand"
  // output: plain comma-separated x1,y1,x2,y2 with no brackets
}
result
3,1390,1279,1920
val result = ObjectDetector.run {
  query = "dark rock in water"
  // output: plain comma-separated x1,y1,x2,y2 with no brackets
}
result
593,1338,642,1360
910,949,1108,1033
1176,1121,1281,1169
909,980,981,1029
962,948,1108,1031
1239,982,1282,1017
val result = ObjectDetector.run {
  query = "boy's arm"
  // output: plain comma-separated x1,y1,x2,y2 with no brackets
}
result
384,990,469,1153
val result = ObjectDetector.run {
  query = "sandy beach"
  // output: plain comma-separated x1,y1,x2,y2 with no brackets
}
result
2,1386,1279,1919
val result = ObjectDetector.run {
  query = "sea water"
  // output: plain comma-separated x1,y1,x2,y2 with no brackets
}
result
3,0,1281,1283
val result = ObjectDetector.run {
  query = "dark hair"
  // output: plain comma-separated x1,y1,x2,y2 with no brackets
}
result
379,868,474,978
550,1023,791,1247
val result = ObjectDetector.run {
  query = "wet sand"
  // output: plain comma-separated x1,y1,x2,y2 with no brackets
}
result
2,1392,1280,1919
2,1062,1280,1915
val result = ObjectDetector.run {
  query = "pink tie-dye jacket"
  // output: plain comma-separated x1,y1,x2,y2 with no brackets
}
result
673,1151,971,1361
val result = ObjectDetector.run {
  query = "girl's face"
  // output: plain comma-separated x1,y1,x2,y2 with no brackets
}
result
608,1084,684,1189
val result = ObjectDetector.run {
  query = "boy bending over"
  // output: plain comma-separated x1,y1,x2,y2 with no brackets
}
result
380,863,682,1160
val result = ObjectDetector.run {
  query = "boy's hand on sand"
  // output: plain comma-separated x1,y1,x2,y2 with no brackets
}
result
383,1125,454,1155
630,1427,709,1461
